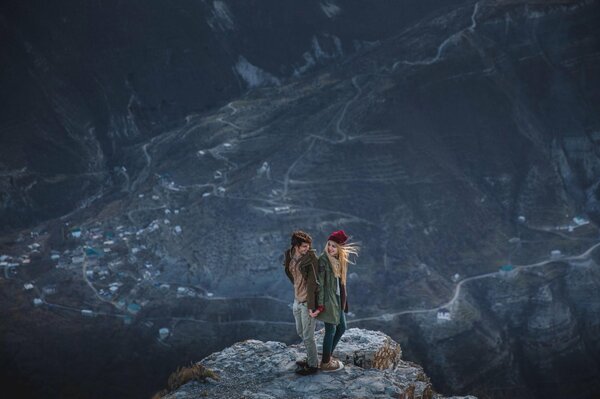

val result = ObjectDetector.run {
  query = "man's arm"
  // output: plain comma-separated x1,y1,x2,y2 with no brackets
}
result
283,250,294,283
310,257,326,317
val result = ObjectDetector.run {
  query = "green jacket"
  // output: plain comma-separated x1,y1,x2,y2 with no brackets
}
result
283,248,320,311
316,253,348,325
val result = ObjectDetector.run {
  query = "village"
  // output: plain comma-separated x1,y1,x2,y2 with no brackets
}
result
0,185,225,343
1,191,593,339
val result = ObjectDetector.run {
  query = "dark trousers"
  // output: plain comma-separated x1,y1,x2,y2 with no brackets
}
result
322,295,346,363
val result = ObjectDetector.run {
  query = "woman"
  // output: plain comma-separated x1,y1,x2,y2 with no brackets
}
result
309,230,359,372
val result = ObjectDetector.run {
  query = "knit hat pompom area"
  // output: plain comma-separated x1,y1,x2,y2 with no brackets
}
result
327,230,348,245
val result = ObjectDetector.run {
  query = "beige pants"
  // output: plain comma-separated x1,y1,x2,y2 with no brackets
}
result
292,299,318,367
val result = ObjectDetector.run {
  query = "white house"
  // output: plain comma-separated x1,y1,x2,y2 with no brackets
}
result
573,216,589,226
72,256,84,264
437,309,451,321
158,328,170,340
274,206,291,214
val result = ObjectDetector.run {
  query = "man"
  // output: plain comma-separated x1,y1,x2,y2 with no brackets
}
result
283,230,321,375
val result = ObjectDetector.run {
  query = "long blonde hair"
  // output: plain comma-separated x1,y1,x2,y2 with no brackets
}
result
326,240,360,286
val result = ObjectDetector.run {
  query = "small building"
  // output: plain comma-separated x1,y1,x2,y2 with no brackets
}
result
158,328,170,340
72,256,85,264
70,228,82,239
551,250,562,259
33,298,43,307
174,226,183,235
85,247,103,257
452,273,460,282
81,309,95,317
517,216,526,223
437,309,451,321
23,283,34,290
499,264,514,275
50,254,60,261
127,303,142,315
573,216,589,226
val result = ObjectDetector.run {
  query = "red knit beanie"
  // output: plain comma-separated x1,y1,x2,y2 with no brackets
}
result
328,230,348,245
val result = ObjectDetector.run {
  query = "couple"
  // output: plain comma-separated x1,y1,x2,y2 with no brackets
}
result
283,229,359,376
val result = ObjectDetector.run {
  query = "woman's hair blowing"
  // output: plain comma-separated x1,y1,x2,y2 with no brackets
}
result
329,240,360,286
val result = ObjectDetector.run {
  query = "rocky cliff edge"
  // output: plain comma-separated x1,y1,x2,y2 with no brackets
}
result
159,328,476,399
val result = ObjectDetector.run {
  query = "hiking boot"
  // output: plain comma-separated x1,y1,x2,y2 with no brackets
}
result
296,366,319,376
320,359,344,372
295,359,308,368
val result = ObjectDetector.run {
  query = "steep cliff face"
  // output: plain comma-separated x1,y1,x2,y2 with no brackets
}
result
159,328,476,399
397,251,600,398
0,0,465,232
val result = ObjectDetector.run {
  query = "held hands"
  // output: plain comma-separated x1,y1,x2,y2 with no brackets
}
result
309,309,321,318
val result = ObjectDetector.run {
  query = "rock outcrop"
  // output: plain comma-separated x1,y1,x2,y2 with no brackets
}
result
161,328,476,399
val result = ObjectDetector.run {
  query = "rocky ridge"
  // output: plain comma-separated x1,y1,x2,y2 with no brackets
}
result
162,328,476,399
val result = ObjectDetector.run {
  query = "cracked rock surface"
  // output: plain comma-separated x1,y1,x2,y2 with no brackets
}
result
163,328,476,399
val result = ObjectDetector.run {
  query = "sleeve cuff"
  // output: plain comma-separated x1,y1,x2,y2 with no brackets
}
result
316,305,325,312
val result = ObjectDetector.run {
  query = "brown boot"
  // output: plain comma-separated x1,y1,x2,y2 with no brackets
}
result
320,359,344,372
296,366,319,376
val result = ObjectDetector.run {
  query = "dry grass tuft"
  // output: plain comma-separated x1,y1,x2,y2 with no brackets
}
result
152,363,219,398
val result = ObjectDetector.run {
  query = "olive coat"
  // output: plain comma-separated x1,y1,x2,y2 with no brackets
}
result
316,253,348,325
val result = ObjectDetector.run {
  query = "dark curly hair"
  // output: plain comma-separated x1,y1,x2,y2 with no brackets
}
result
290,230,312,248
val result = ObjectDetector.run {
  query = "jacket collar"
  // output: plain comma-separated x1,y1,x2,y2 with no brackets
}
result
288,247,316,263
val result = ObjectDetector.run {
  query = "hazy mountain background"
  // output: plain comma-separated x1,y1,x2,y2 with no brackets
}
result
1,1,599,398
